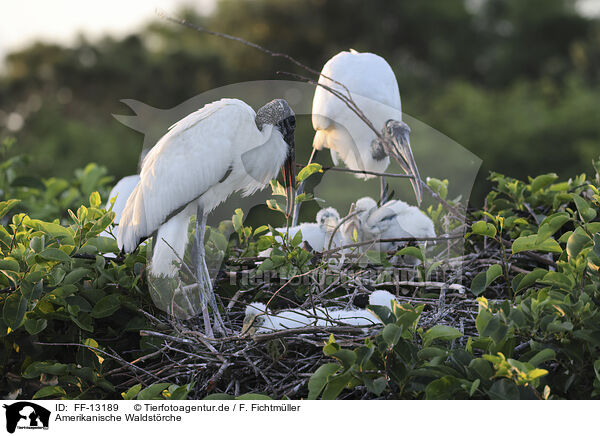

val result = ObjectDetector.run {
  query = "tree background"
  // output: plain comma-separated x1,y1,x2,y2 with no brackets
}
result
1,0,600,204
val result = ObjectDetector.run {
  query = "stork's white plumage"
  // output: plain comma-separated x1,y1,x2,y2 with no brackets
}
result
117,98,296,335
341,196,378,243
274,207,344,252
106,175,140,225
311,50,422,204
243,290,397,333
358,197,436,252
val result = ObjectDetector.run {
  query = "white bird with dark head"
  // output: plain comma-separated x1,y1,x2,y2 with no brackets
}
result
311,50,422,204
117,98,296,336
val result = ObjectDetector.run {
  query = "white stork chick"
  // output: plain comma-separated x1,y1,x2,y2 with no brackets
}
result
362,199,435,252
341,196,378,243
262,207,345,254
242,290,397,334
118,98,296,336
312,50,422,204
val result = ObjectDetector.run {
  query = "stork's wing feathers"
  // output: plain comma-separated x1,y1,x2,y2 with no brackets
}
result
118,99,256,252
106,175,140,225
312,50,402,130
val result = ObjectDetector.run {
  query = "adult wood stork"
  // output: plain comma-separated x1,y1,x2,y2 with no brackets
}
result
294,50,422,225
117,98,296,336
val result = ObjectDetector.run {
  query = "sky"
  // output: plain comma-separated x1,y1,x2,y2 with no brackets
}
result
1,0,600,63
0,0,215,61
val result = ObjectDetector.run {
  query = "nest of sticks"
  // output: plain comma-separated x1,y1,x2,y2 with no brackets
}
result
100,228,552,400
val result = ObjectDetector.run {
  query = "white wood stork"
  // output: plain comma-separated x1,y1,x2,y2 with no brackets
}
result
101,146,152,240
259,207,344,257
117,98,296,336
278,207,343,251
297,50,422,225
341,196,378,243
347,197,435,253
242,290,397,333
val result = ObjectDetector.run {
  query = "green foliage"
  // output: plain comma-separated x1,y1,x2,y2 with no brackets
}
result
0,162,150,399
308,300,552,400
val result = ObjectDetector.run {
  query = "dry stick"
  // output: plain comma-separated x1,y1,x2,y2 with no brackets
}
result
250,325,378,343
295,162,413,179
321,234,464,257
265,265,323,308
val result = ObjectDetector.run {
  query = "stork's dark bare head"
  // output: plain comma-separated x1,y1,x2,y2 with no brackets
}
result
255,99,295,131
256,98,296,217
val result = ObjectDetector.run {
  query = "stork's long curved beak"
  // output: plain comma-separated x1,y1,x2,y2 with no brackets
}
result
389,127,422,205
281,137,296,218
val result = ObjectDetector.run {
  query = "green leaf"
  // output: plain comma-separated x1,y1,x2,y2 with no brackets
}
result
307,363,340,400
25,219,75,245
121,383,142,400
232,209,244,233
425,376,462,400
0,258,20,273
536,213,570,244
33,385,66,399
0,199,20,219
321,372,351,400
91,294,121,318
515,268,547,293
39,248,71,263
512,235,562,254
63,268,90,285
24,318,47,335
396,246,424,262
528,348,556,367
471,221,497,238
487,379,519,400
364,377,387,396
88,212,115,236
332,349,356,370
253,225,269,236
572,194,597,222
566,227,592,260
471,264,503,296
426,177,448,199
382,324,403,347
23,361,69,378
3,292,27,330
137,383,171,400
89,191,102,208
481,316,508,344
266,199,283,213
530,173,558,193
296,163,322,183
422,324,463,347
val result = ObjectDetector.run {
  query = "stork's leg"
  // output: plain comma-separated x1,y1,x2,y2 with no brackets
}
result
380,176,388,204
194,205,227,337
291,148,319,226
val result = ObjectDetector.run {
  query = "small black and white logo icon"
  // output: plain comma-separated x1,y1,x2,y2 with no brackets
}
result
3,402,51,434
